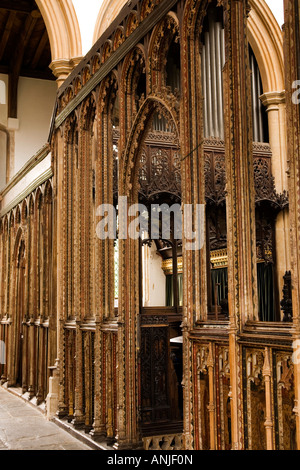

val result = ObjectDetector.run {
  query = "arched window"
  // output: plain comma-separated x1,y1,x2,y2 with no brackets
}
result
166,38,181,95
201,1,282,322
200,4,225,139
249,46,269,143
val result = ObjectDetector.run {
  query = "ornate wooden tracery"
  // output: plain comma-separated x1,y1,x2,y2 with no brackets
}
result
0,178,54,404
0,0,297,453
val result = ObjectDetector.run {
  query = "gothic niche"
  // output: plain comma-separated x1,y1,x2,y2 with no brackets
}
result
200,1,288,323
274,353,296,450
243,350,266,450
138,106,183,436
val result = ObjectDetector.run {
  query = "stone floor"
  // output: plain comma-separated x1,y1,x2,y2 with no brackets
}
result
0,387,92,450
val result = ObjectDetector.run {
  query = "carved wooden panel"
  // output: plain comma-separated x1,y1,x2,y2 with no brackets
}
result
215,345,231,450
65,328,76,421
193,343,210,450
204,143,288,209
140,323,170,427
82,330,95,431
273,351,296,450
138,139,181,203
242,348,266,450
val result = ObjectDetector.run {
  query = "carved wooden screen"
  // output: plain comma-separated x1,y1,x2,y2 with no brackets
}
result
138,111,183,435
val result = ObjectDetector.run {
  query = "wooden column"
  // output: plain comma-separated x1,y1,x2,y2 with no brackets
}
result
262,348,274,450
223,0,258,449
55,128,68,417
73,323,84,427
283,0,300,450
181,7,208,449
207,343,216,450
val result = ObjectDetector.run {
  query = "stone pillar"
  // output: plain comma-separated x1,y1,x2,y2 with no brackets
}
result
283,0,300,450
260,91,290,314
223,0,258,449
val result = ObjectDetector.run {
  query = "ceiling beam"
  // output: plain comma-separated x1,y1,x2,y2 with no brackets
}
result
0,0,36,14
0,64,55,80
31,29,48,69
8,12,38,118
0,10,16,61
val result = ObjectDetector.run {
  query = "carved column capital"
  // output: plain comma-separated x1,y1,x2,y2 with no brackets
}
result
260,91,286,111
50,59,81,89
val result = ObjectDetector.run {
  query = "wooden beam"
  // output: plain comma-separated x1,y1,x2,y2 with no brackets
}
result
8,12,38,118
31,29,48,69
0,64,55,80
0,11,16,61
0,0,36,14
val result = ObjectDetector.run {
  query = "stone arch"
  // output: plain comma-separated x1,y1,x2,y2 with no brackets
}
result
35,0,82,86
247,0,284,93
182,0,284,94
93,0,128,44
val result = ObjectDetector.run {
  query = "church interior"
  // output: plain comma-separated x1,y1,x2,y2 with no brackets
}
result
0,0,300,451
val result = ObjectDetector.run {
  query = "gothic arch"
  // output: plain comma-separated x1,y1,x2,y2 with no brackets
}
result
93,0,128,44
35,0,82,60
121,46,146,131
148,12,180,90
247,0,284,92
182,0,284,94
35,0,82,85
120,96,180,196
13,227,24,266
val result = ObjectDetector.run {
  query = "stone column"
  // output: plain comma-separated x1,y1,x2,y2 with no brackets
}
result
283,0,300,449
49,58,82,89
261,92,290,301
223,0,258,449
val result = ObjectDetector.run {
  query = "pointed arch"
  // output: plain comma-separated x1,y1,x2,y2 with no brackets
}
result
35,0,82,60
120,96,180,197
35,0,82,85
247,0,284,92
13,227,24,266
93,0,128,44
